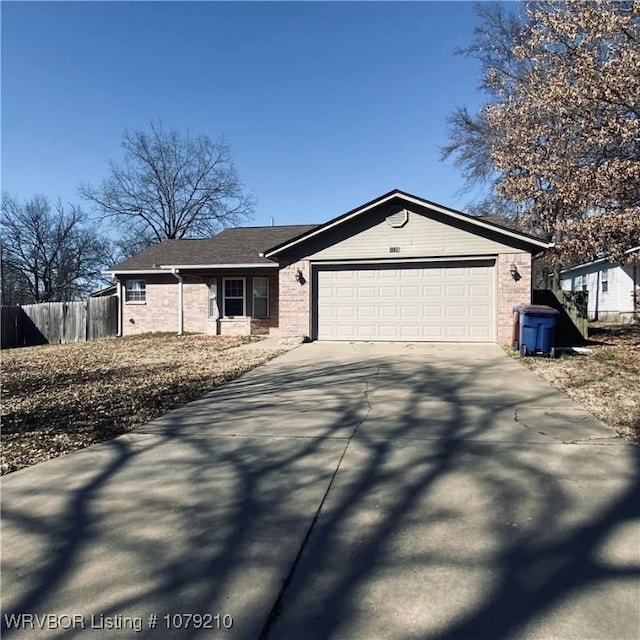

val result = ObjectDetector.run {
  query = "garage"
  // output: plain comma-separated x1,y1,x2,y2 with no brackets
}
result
314,260,495,342
263,190,549,345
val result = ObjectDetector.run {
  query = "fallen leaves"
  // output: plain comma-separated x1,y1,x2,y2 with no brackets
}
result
517,323,640,443
1,334,282,474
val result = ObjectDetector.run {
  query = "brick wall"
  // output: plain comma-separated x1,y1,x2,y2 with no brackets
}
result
182,277,211,334
120,272,279,337
121,274,215,336
497,253,532,344
278,260,311,339
275,255,532,344
121,274,178,336
219,318,251,335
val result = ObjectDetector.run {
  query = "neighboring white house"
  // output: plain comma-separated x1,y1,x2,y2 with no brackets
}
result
561,247,639,323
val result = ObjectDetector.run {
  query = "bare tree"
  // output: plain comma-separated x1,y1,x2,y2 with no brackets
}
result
80,122,255,248
1,194,110,304
441,3,531,188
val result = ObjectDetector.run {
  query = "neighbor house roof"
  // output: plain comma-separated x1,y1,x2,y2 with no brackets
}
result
262,189,549,258
89,284,117,297
105,225,318,273
561,246,640,274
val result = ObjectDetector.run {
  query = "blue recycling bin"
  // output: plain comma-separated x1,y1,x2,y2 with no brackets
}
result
516,304,559,357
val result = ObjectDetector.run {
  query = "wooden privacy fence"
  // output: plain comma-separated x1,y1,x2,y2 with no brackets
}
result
532,288,588,345
1,297,118,349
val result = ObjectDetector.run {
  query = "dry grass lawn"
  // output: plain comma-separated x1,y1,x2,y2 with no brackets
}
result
4,326,637,475
1,334,283,474
516,323,640,443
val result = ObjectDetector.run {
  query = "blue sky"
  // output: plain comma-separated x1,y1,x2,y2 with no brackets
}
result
2,1,488,229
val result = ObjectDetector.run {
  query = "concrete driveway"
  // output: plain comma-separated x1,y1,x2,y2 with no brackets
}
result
2,342,639,640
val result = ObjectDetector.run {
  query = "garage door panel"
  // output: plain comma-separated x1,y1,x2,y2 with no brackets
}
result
358,306,376,319
446,284,465,297
380,306,399,318
337,306,355,318
423,287,443,299
402,306,420,319
316,262,495,342
336,287,355,298
402,285,420,297
379,325,400,339
470,326,492,338
470,266,492,276
469,284,491,296
423,325,444,338
446,305,466,318
470,305,490,317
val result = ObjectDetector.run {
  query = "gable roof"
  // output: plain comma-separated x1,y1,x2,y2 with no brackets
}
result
262,189,549,258
106,225,318,273
561,246,640,274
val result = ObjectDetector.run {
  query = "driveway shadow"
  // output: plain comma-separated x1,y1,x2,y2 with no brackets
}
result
2,343,638,639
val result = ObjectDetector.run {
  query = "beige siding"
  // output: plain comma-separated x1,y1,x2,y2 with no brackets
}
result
305,209,527,261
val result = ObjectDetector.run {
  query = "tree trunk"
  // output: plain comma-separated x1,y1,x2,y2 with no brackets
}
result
552,226,563,290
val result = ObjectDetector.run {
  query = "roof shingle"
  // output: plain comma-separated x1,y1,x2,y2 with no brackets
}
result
108,225,318,271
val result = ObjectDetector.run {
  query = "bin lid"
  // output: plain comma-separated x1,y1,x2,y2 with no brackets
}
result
518,304,560,316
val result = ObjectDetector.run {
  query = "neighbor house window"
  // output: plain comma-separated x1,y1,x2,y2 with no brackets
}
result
223,278,245,316
253,277,269,318
574,275,587,293
601,269,609,293
125,279,146,302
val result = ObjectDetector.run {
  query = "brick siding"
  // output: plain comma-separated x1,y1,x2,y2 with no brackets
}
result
121,274,179,336
278,260,311,339
120,255,530,344
276,254,532,345
120,272,279,337
497,253,532,345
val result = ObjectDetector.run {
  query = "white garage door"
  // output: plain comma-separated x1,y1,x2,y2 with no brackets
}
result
315,261,495,342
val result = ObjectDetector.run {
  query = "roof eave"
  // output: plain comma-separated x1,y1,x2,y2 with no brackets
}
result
104,262,276,275
158,263,276,269
103,269,173,276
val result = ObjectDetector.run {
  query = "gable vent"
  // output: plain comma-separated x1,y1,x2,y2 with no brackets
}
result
386,209,409,228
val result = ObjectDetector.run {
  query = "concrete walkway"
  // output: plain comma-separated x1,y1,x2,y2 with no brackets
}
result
2,342,638,640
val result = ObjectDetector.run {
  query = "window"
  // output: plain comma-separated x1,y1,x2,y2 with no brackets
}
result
208,281,219,319
125,279,146,302
574,275,587,293
601,269,609,293
573,275,582,292
223,278,245,316
253,277,269,318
